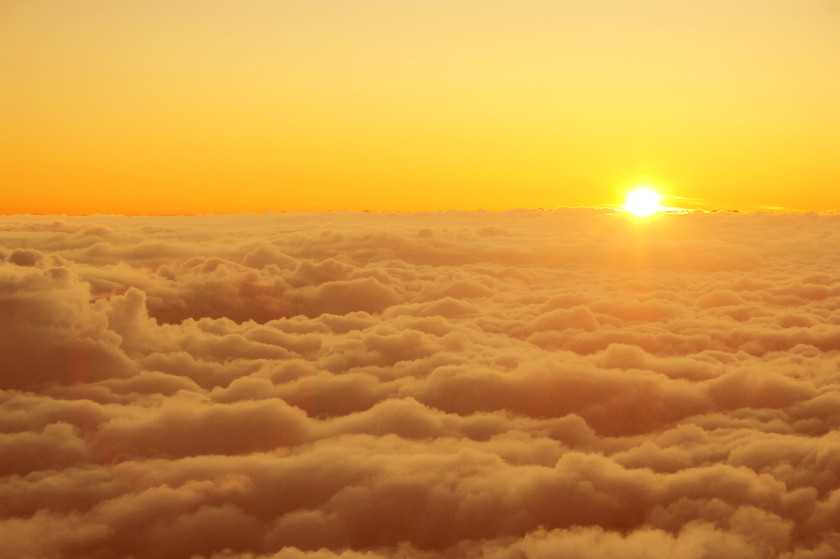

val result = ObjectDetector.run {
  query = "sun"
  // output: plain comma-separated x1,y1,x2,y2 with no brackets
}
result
624,188,661,216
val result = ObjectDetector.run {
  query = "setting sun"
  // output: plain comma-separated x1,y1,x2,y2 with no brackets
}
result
624,188,661,216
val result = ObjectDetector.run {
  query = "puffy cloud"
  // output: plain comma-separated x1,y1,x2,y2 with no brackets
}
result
1,210,840,558
0,259,135,389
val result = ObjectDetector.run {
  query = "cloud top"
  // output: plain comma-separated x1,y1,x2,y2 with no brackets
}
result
1,210,839,558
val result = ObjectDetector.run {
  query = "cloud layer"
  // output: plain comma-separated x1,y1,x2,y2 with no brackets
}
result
2,210,839,558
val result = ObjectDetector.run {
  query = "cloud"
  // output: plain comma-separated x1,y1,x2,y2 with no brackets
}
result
1,210,839,558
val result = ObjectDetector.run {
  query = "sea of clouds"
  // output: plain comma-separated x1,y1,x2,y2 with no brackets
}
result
1,209,839,558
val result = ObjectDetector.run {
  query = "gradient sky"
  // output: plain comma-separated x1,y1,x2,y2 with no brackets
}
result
2,0,838,214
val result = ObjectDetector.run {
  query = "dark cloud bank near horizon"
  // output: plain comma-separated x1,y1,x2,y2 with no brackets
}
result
1,209,839,558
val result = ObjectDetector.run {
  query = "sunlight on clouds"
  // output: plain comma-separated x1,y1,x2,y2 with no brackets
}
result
1,210,840,558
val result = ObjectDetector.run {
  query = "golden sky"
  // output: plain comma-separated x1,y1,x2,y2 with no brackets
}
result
2,0,838,214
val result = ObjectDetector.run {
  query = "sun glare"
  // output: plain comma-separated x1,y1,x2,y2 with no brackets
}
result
624,188,661,216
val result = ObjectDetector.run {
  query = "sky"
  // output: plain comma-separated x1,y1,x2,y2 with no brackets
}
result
2,210,840,558
2,0,839,214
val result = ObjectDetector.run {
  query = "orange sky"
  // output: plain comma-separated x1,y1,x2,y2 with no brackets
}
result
2,0,838,214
